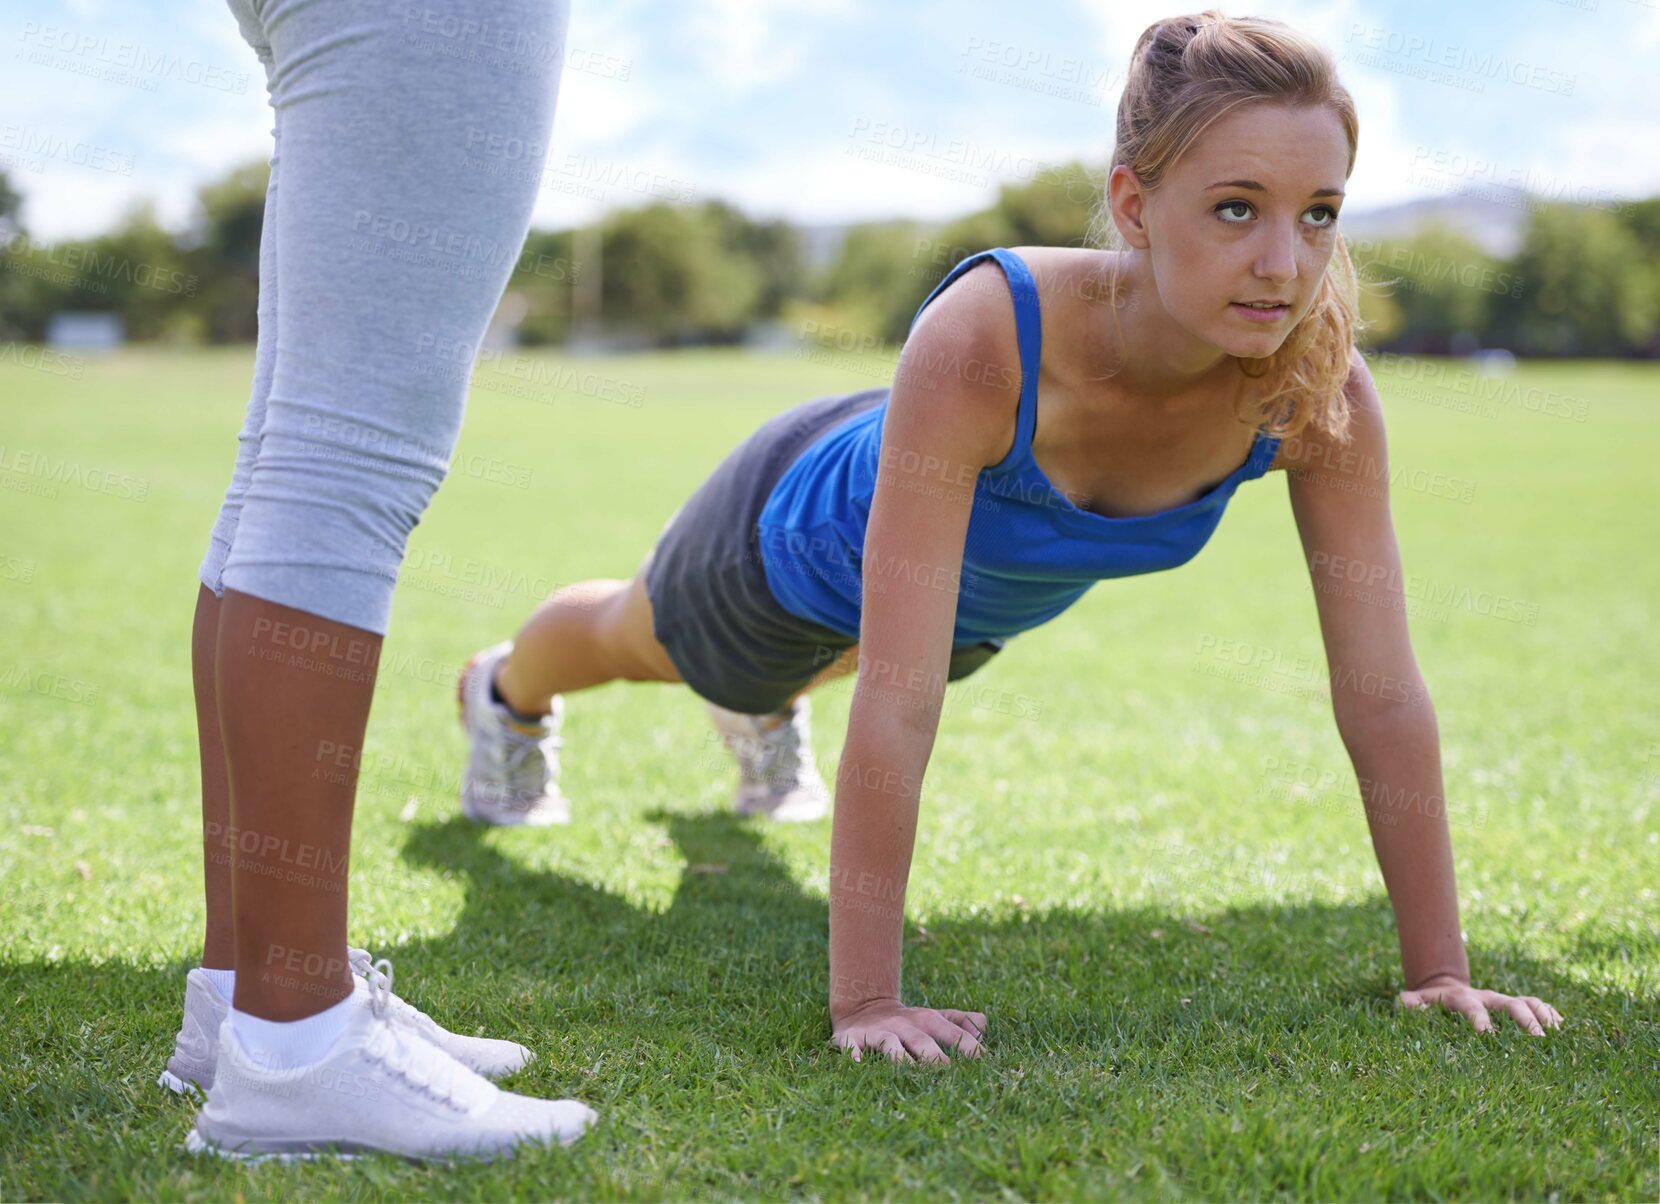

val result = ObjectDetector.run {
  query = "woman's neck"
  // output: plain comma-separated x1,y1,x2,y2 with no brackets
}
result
1100,249,1235,407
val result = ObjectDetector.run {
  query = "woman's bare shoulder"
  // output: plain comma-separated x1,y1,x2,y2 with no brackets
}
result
1006,245,1130,382
1007,245,1121,302
894,260,1025,471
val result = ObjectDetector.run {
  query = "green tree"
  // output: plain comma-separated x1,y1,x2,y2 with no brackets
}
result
1349,223,1514,353
823,163,1105,344
182,160,270,342
704,201,802,319
818,220,933,348
596,202,764,343
505,227,579,346
0,168,53,341
0,168,21,246
1497,203,1660,356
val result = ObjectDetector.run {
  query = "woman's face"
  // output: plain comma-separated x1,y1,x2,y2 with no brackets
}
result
1117,102,1351,360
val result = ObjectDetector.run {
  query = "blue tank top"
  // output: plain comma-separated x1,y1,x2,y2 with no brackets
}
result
756,247,1283,646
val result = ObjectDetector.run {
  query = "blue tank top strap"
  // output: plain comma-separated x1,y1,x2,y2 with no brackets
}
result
906,247,1041,475
1245,428,1283,478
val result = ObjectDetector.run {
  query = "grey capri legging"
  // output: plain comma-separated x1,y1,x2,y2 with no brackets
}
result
199,0,570,635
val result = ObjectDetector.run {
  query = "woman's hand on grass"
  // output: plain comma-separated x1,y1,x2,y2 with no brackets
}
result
831,999,988,1064
1398,974,1563,1036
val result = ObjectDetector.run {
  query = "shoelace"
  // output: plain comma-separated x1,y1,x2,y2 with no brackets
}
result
496,720,562,813
362,958,486,1112
354,951,437,1035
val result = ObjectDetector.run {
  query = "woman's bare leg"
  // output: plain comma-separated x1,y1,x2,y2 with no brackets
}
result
192,584,236,971
495,555,864,720
493,557,683,716
217,589,375,1020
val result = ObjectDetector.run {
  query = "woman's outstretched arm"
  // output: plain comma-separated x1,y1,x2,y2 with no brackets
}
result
1286,348,1562,1035
828,263,1021,1063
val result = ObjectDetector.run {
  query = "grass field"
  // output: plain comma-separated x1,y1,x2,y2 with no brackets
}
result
1,346,1656,1200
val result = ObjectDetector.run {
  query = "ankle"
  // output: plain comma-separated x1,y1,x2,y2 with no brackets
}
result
228,989,360,1071
490,664,550,722
200,965,236,998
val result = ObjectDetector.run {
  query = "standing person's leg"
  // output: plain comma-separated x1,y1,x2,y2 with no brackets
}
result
183,0,595,1160
164,49,533,1101
161,18,286,1093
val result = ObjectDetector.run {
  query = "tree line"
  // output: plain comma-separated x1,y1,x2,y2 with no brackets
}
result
1,163,1656,358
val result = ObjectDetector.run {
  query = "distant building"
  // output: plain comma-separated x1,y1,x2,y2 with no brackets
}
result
45,312,123,352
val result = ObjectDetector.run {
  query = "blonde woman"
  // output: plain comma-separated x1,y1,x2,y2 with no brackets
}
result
458,10,1562,1061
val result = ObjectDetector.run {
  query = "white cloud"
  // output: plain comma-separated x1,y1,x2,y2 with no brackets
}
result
4,0,1654,243
687,0,857,95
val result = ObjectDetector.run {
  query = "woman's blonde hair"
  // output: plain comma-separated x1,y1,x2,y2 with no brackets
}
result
1086,10,1363,443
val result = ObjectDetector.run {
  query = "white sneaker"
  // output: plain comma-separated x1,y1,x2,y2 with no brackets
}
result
186,960,596,1161
159,948,533,1094
458,641,570,826
159,969,226,1093
705,695,831,822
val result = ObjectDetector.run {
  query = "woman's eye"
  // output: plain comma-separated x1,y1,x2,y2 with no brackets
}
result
1216,201,1252,223
1304,205,1339,228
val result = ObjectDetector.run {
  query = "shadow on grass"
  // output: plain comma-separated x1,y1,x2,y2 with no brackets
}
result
2,811,1651,1199
1,811,1639,1076
375,813,1631,1052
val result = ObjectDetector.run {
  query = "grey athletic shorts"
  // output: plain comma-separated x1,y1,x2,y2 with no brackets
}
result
645,387,1005,715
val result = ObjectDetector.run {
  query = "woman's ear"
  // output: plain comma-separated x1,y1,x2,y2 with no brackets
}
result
1107,164,1153,250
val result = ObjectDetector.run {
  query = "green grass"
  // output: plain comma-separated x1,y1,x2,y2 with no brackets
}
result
1,347,1655,1200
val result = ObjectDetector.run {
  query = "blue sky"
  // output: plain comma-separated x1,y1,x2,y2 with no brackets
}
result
2,0,1655,241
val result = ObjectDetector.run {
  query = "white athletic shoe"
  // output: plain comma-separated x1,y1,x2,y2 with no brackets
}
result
705,695,831,822
159,969,226,1093
158,948,533,1095
186,960,596,1162
458,641,570,826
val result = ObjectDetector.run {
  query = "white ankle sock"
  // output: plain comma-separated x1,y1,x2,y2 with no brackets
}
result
229,990,359,1071
200,966,235,999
